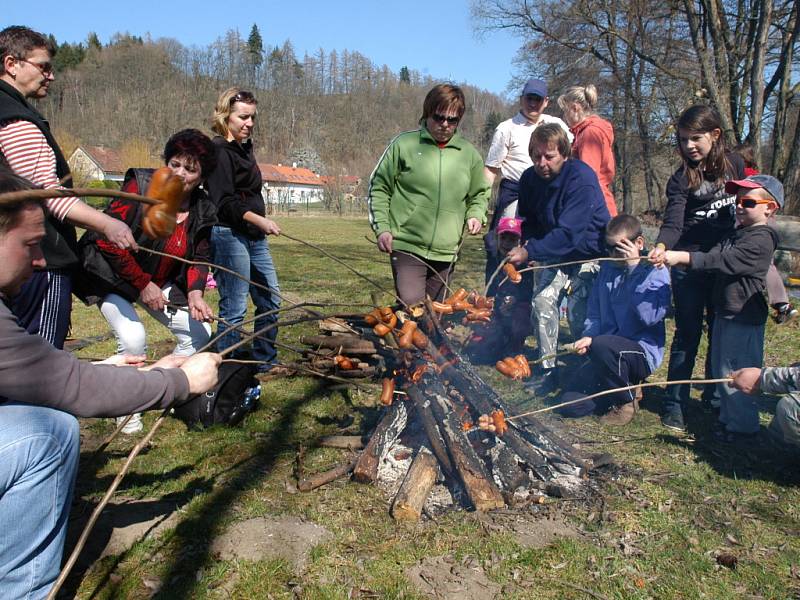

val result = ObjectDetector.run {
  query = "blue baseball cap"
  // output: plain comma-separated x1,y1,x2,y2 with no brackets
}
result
725,174,784,208
521,78,548,98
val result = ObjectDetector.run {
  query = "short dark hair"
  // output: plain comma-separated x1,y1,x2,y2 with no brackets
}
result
0,165,44,233
0,26,56,76
606,213,642,239
529,123,571,158
163,129,217,177
421,83,466,122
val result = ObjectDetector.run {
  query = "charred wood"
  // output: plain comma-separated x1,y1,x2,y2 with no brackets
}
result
352,401,409,484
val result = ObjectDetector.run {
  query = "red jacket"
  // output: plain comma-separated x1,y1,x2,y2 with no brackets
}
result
570,115,617,217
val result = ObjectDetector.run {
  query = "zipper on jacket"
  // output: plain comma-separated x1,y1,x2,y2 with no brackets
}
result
427,147,443,257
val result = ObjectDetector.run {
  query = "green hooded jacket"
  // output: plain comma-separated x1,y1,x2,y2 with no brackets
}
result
368,127,490,262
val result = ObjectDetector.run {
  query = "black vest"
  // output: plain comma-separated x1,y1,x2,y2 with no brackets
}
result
0,79,78,269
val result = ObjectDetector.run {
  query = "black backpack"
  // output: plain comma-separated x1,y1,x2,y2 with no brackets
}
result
172,361,260,428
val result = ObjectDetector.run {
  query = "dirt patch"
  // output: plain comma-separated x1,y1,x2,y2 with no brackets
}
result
210,516,332,572
479,512,580,549
406,555,502,599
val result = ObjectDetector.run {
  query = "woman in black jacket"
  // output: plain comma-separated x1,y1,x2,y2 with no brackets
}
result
205,88,281,370
649,105,745,431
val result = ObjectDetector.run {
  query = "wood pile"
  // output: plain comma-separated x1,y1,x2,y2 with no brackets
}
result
297,299,606,521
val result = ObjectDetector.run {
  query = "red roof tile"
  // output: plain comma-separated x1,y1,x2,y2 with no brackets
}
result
259,164,323,187
81,145,125,174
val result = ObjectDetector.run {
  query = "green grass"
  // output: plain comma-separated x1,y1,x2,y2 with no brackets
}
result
68,216,800,599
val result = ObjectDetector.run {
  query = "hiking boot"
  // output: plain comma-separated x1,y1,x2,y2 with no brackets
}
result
772,302,799,325
660,406,686,432
599,400,637,426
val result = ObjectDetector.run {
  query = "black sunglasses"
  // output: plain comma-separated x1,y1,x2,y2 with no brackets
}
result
431,113,460,125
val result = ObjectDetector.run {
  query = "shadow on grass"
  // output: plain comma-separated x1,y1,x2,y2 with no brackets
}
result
640,387,800,486
62,379,347,599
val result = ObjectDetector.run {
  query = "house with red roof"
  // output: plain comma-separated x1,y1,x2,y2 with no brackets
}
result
68,145,126,183
259,163,325,207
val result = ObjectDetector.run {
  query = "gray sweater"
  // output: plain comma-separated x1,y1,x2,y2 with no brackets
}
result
0,302,190,417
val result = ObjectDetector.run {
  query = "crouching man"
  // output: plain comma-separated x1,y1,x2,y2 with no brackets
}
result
0,167,220,598
559,214,671,425
731,366,800,451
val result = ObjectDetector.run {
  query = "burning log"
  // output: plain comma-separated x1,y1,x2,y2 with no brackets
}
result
352,400,409,483
406,385,455,477
391,447,439,521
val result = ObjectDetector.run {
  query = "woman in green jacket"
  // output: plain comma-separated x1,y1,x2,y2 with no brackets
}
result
368,83,490,305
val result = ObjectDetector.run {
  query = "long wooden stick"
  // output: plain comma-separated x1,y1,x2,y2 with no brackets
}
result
507,377,733,421
0,186,159,206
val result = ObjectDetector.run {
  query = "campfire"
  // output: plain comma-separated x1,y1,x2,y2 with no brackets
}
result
298,291,611,521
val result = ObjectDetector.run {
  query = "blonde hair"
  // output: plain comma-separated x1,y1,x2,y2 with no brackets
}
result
557,85,599,113
211,87,257,137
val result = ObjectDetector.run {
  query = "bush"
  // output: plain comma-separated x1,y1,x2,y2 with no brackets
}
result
83,179,120,209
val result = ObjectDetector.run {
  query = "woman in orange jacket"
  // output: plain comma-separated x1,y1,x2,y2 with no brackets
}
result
558,85,618,217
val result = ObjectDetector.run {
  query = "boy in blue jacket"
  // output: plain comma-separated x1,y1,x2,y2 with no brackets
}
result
560,214,672,425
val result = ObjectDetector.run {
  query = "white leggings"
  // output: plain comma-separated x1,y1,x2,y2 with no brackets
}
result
99,285,211,357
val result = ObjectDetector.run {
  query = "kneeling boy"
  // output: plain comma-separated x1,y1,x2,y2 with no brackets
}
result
563,214,671,425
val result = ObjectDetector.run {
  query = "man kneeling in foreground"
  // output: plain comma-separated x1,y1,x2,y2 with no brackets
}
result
558,214,671,425
0,167,221,598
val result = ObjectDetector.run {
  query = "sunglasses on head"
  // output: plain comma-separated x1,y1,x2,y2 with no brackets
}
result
431,113,460,125
231,90,256,104
736,196,774,208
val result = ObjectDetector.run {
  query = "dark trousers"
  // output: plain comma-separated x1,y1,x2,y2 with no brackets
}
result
390,251,452,306
9,269,72,349
663,267,716,411
484,179,519,293
560,335,650,416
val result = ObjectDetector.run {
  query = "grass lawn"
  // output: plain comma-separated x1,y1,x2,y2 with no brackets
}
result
67,216,800,599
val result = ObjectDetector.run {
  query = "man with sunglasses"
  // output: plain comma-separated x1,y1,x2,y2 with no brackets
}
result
0,26,136,349
653,175,782,442
483,78,572,291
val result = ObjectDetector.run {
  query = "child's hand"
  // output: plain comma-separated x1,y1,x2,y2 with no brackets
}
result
648,244,666,268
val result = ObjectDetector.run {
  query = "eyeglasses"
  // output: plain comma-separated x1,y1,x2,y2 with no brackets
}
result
18,58,53,76
736,196,775,208
523,94,544,102
431,113,460,125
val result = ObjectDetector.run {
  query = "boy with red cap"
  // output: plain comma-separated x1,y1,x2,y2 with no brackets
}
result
653,174,782,441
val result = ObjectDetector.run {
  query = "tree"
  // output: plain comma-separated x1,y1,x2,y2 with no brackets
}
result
87,32,102,51
247,24,264,67
399,66,411,83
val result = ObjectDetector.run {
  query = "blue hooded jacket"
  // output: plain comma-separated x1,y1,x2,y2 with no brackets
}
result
583,260,672,372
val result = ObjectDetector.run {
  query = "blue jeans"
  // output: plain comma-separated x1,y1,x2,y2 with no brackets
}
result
712,318,764,434
211,226,280,367
663,267,717,412
0,403,80,599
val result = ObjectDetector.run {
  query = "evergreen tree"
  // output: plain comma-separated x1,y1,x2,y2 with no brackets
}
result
399,66,410,84
247,24,264,67
87,32,102,51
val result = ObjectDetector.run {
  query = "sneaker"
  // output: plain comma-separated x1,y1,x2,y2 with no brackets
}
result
661,406,686,432
116,413,143,435
772,303,798,324
599,400,637,426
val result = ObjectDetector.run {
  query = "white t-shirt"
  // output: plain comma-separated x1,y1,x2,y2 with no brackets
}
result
485,112,573,183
